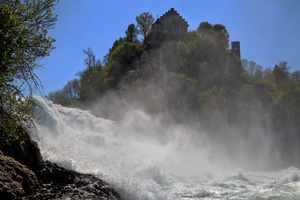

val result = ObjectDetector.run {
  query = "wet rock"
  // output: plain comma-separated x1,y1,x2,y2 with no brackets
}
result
26,161,120,200
0,150,39,200
1,126,43,171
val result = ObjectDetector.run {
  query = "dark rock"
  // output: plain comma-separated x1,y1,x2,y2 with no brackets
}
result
1,127,120,199
25,161,120,200
2,126,43,171
0,150,39,200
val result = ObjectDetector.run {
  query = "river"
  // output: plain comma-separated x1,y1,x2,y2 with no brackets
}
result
30,95,300,200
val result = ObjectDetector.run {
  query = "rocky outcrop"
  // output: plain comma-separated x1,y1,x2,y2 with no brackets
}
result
2,126,43,171
1,126,121,199
0,150,39,199
26,161,120,200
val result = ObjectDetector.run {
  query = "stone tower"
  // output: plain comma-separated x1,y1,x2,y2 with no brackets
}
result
231,41,241,60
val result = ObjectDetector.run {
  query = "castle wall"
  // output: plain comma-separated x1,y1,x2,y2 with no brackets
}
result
150,8,188,46
231,41,241,60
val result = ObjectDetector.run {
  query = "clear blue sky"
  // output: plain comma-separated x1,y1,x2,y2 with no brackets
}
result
37,0,300,95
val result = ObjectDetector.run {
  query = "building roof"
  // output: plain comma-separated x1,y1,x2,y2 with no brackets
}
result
154,8,188,27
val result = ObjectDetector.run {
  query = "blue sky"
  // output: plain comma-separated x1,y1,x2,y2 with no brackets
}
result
37,0,300,95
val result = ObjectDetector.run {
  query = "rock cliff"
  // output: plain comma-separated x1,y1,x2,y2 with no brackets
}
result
0,150,39,199
0,128,120,199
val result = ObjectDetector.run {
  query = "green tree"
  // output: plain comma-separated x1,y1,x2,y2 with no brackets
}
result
212,24,229,50
197,86,227,108
103,37,125,64
63,79,80,103
0,0,58,145
241,59,264,81
78,48,110,102
48,89,69,106
107,42,141,87
197,22,229,50
291,71,300,85
125,23,139,43
136,12,154,43
273,61,290,84
48,78,80,105
197,21,213,36
83,47,102,71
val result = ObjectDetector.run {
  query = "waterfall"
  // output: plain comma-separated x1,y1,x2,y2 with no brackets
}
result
29,95,300,200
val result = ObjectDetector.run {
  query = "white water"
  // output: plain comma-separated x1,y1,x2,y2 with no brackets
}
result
30,95,300,199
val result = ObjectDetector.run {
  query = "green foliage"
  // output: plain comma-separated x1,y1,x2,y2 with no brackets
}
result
79,66,110,102
83,47,102,71
48,78,80,106
109,42,141,66
42,10,300,163
76,48,110,102
241,59,266,81
262,63,300,113
107,42,141,87
176,24,241,91
136,12,154,43
197,22,229,50
197,22,213,36
103,37,125,64
170,72,197,88
125,24,139,43
0,98,31,145
0,0,58,145
197,86,227,108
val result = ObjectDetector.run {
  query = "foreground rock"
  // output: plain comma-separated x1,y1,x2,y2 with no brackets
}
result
1,126,120,199
2,126,43,171
0,150,39,199
25,161,120,200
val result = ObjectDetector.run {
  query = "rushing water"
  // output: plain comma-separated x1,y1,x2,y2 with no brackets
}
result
30,95,300,200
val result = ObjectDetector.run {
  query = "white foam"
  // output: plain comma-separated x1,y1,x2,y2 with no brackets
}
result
29,95,300,200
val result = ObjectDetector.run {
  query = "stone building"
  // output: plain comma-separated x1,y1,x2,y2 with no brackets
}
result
125,8,242,83
149,8,189,47
231,41,241,60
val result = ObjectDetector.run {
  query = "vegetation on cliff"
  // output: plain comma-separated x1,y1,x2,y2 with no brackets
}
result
0,0,57,198
48,10,300,166
0,0,59,146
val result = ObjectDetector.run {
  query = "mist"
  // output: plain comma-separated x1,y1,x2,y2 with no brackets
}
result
89,80,278,172
31,48,300,198
38,9,300,198
31,62,297,198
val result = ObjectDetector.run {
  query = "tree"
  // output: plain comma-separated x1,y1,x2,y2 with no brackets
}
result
103,37,125,64
48,89,68,106
136,12,154,43
197,22,213,36
63,79,80,103
107,42,141,87
47,79,80,106
125,24,139,43
83,47,102,71
78,48,110,102
196,22,229,50
79,68,109,102
197,86,227,109
291,71,300,85
241,59,264,81
0,0,58,145
212,24,229,50
272,61,290,84
104,25,139,65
